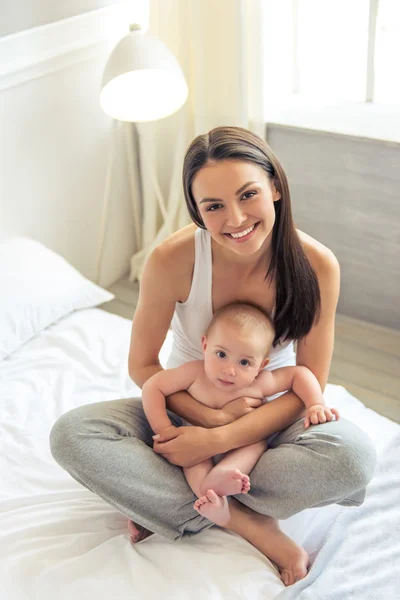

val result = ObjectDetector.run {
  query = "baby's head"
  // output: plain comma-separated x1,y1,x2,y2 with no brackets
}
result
201,302,274,391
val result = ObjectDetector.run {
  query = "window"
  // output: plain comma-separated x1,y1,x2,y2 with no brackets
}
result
374,0,400,104
263,0,400,108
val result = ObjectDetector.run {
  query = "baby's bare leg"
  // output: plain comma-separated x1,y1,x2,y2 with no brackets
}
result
184,459,231,526
200,440,268,497
183,459,214,498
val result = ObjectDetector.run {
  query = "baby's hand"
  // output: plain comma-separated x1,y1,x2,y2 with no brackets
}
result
304,405,340,429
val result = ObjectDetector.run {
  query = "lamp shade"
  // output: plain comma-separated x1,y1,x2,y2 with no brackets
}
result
100,26,188,122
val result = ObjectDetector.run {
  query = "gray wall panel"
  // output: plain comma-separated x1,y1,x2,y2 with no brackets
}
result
267,124,400,330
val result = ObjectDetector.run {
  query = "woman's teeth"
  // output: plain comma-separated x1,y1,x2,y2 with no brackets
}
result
229,224,255,238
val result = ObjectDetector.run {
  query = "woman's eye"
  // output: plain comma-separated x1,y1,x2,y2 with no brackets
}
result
217,351,226,359
241,191,256,200
240,359,250,366
206,203,223,212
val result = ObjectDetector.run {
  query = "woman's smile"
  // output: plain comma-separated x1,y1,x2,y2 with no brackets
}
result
224,222,260,243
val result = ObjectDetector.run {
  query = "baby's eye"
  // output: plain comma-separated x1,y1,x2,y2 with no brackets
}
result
240,359,250,367
216,351,226,359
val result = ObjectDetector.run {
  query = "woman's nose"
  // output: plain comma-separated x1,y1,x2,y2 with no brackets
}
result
226,204,246,228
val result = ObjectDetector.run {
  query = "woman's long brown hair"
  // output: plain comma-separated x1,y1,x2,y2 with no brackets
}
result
182,126,320,346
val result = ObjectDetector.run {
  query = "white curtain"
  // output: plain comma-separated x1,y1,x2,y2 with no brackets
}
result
129,0,265,282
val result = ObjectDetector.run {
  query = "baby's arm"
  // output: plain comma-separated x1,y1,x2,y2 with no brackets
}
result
256,366,322,405
142,361,203,435
256,366,339,428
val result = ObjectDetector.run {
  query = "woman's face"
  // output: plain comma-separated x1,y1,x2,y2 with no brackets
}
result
192,160,281,257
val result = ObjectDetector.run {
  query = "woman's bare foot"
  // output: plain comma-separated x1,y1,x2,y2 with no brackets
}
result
201,467,251,497
194,490,231,526
127,520,154,544
227,501,309,586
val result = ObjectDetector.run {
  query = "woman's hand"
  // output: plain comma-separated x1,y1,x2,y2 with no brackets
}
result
220,396,263,425
152,425,222,467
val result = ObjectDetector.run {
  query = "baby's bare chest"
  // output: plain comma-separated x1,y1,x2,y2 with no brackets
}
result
188,377,263,409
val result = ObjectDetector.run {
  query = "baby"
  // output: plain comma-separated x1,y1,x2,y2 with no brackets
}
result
142,302,339,527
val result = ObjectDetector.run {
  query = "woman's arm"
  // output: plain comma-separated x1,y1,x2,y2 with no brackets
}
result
153,392,305,466
295,243,340,392
215,390,305,450
128,247,177,386
166,391,223,427
166,391,263,427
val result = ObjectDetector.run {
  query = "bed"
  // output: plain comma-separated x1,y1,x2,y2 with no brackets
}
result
1,237,399,600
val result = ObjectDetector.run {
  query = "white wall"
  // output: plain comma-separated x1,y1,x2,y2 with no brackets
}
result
0,7,138,287
0,1,129,37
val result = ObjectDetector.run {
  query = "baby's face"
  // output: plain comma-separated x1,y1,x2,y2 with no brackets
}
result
202,321,268,392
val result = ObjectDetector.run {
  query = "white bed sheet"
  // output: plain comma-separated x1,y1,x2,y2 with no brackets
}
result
0,308,398,600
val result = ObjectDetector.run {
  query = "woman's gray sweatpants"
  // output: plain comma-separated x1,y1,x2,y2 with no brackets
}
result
50,397,376,541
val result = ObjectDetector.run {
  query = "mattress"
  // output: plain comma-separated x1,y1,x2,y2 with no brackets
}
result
0,308,398,600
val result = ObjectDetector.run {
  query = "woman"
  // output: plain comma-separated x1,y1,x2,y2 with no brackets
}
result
50,127,376,586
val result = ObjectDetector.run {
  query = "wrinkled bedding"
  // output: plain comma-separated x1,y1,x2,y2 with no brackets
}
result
0,308,398,600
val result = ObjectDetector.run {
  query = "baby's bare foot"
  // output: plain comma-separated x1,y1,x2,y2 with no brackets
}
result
194,490,231,526
202,467,251,497
227,505,309,586
127,520,154,544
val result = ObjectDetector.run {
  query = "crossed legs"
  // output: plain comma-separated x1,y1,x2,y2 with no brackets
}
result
50,398,376,586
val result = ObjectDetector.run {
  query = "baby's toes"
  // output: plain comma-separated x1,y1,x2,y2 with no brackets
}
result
242,480,251,493
200,495,210,506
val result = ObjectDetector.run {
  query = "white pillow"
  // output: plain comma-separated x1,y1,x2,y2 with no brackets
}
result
0,237,114,360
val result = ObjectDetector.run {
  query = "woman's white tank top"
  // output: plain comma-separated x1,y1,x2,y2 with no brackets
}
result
167,228,296,375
